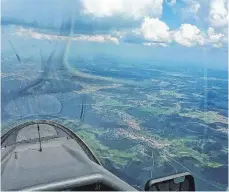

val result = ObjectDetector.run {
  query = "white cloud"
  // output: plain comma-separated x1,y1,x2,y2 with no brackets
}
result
207,27,226,47
173,24,205,47
143,42,169,47
141,17,171,43
81,0,163,18
209,0,228,28
3,0,227,49
138,17,226,48
207,27,224,42
166,0,228,31
77,35,119,44
14,27,119,44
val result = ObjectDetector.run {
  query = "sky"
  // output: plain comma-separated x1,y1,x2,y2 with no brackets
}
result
1,0,228,69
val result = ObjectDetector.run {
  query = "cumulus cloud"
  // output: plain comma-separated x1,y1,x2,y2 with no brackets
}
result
206,27,226,48
175,0,228,31
81,0,164,18
141,17,171,43
138,18,206,47
1,0,160,35
209,0,228,28
1,0,227,49
173,24,205,47
207,28,224,42
137,18,226,48
2,0,165,21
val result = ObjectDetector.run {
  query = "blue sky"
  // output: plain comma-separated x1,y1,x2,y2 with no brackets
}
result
1,0,228,69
